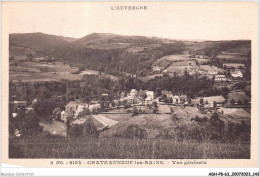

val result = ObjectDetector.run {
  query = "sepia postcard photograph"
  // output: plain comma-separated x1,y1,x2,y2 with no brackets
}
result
1,1,259,173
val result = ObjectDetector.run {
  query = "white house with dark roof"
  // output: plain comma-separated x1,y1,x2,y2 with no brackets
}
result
173,95,181,104
146,91,154,100
231,70,243,78
215,75,227,82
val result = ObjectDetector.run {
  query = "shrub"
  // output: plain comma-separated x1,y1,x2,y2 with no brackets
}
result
172,113,179,121
69,118,99,138
9,140,25,158
34,99,57,118
132,107,139,116
210,112,219,121
115,124,148,139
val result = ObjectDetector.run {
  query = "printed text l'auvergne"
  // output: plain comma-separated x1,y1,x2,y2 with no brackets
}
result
111,6,147,11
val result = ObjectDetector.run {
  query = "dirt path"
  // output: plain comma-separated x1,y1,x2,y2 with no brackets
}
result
93,115,118,127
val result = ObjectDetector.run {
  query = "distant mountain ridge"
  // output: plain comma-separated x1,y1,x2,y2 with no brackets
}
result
9,32,251,76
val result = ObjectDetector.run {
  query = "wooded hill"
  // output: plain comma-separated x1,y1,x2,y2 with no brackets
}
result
9,33,250,76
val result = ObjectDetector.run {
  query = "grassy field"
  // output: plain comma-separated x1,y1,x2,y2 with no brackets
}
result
218,108,250,125
216,53,248,62
152,54,191,69
166,60,199,74
199,65,224,72
9,136,250,159
195,58,209,64
9,61,118,82
141,74,164,82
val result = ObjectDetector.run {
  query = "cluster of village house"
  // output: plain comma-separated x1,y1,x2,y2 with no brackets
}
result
11,83,250,122
153,61,244,82
10,55,249,121
213,63,244,82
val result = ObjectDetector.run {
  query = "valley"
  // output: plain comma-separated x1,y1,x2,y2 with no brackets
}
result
8,32,251,159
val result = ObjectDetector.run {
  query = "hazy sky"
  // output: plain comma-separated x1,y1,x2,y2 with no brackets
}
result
3,2,257,40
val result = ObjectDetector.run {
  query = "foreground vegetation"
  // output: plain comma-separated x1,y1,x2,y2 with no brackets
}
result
9,135,250,159
9,110,250,159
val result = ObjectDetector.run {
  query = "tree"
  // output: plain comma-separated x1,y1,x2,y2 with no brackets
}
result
211,112,219,121
199,98,203,105
111,101,116,107
132,106,139,116
155,88,162,97
10,111,42,137
184,70,189,76
211,76,215,84
153,101,158,107
244,99,249,105
141,92,147,103
34,99,57,118
163,73,169,77
221,87,229,99
117,124,148,139
153,102,159,114
226,70,231,78
237,100,243,105
162,94,167,100
69,118,99,138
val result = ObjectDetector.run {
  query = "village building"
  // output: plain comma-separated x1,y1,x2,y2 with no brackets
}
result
231,70,243,78
65,101,78,113
203,96,225,107
215,75,227,82
145,97,153,105
122,96,134,104
121,95,141,105
173,95,181,104
120,89,142,105
89,103,101,113
130,89,138,97
12,113,18,118
74,103,88,117
208,71,218,75
161,90,173,99
146,91,154,100
191,97,204,105
65,100,91,118
12,101,27,111
60,111,66,120
180,95,188,104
